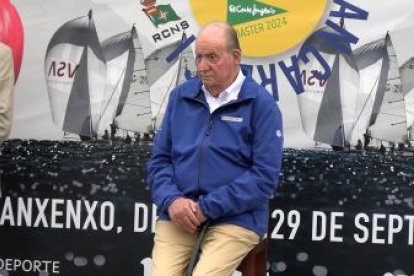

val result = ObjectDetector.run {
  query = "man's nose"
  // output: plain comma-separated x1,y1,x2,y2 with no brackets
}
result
197,57,209,71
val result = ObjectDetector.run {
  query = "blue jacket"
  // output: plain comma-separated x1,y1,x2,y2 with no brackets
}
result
147,72,283,236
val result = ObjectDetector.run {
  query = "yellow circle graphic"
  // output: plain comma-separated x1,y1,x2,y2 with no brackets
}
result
189,0,328,57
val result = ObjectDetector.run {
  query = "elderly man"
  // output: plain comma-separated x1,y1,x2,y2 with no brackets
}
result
0,41,14,144
147,21,283,275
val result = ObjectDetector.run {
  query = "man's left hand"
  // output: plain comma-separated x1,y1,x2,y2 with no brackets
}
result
195,203,207,223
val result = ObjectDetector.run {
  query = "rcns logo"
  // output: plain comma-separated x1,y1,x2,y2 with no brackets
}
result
139,0,190,43
140,0,182,27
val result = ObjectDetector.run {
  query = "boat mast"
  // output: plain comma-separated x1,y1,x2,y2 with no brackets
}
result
87,10,94,138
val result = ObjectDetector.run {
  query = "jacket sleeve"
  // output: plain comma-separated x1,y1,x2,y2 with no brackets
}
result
198,90,283,220
0,44,14,144
146,90,183,213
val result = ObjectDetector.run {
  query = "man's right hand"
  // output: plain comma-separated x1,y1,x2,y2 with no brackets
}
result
168,198,200,233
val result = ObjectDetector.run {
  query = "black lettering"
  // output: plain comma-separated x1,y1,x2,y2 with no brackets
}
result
301,70,306,85
308,74,316,86
181,20,189,30
161,29,171,38
170,24,180,35
152,33,162,43
57,62,66,77
48,61,56,77
68,64,79,78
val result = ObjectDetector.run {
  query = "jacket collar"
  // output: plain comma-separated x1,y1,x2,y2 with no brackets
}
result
183,68,258,102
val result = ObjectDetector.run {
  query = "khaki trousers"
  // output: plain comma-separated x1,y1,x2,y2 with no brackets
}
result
151,221,259,276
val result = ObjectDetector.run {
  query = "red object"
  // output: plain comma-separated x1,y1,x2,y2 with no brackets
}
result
144,6,158,16
140,0,156,7
0,0,24,82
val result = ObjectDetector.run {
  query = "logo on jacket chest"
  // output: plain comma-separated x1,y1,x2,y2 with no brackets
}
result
221,115,243,123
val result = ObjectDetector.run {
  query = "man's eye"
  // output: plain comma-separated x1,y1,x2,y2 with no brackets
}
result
208,55,216,61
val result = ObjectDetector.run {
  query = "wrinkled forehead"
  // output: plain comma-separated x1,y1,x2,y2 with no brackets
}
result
195,28,227,52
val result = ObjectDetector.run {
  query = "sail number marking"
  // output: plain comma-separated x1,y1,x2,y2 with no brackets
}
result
47,61,79,79
301,70,327,88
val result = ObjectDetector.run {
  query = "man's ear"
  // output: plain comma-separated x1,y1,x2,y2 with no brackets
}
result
232,49,242,63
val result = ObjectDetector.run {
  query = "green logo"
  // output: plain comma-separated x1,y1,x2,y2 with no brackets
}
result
227,0,287,26
143,4,181,27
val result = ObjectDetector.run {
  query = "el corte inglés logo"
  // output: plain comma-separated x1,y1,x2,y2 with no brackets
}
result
190,0,328,57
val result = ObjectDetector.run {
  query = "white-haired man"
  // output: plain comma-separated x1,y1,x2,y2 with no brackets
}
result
147,21,283,276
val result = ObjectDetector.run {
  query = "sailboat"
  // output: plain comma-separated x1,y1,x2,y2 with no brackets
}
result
352,38,389,147
44,10,107,139
113,29,184,134
401,57,414,140
151,32,197,130
352,13,414,146
297,24,359,149
99,25,159,136
388,13,414,141
98,26,137,136
354,36,408,145
45,11,196,140
100,30,195,136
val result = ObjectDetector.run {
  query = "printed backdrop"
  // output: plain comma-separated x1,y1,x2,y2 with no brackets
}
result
2,0,414,276
10,0,414,148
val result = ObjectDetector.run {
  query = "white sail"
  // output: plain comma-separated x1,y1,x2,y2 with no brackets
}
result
352,38,388,143
388,13,414,140
175,34,197,86
99,29,185,134
44,11,106,138
368,35,408,143
388,13,414,70
297,26,359,147
98,28,135,135
145,41,180,86
113,28,153,133
151,33,196,130
401,57,414,138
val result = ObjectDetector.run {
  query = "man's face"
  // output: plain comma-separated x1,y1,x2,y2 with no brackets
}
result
195,28,240,95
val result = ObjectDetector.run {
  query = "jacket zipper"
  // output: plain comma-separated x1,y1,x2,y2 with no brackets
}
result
198,114,214,194
188,97,211,196
185,96,252,196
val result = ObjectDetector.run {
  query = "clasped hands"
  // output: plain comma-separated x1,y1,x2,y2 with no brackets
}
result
168,197,207,233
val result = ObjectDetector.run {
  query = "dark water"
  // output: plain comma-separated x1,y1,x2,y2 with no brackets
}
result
1,139,414,276
270,149,414,276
